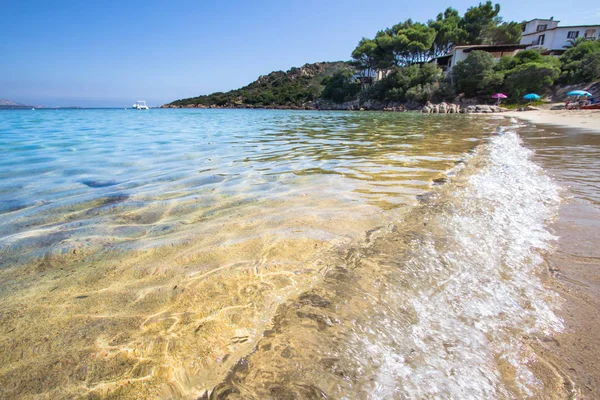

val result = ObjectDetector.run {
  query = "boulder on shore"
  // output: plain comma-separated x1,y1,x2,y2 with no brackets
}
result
458,104,506,114
422,102,464,114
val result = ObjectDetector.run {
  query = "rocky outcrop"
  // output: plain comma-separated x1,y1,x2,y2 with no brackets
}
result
421,102,507,114
161,103,316,110
461,104,506,113
314,99,409,111
383,105,407,112
550,81,600,102
422,101,460,114
314,99,360,110
163,99,507,113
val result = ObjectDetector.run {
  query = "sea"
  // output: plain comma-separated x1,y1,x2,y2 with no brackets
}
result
0,109,591,399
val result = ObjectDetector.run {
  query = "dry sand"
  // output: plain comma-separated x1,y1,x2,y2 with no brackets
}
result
507,110,600,398
504,109,600,132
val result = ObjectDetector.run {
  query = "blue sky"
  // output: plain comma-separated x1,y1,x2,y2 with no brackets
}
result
2,0,598,107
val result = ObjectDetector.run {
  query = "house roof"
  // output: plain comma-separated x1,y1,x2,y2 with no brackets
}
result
523,18,560,23
455,44,529,52
430,44,529,60
556,24,600,29
522,24,600,36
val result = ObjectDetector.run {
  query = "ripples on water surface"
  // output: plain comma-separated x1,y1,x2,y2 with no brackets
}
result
0,109,565,398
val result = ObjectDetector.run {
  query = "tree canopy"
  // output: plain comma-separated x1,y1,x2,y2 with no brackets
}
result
374,20,437,66
351,1,521,77
428,8,466,57
489,21,523,45
351,38,379,80
460,1,501,44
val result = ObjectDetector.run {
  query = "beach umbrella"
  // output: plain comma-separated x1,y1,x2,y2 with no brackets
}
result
566,90,592,97
523,93,541,100
492,93,508,99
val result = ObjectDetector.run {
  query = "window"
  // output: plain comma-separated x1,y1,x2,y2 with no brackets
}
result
537,24,547,32
585,29,596,39
522,23,527,32
567,31,579,39
537,35,545,45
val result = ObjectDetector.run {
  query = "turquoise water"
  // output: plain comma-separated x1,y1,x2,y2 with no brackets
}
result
0,109,565,399
0,109,487,265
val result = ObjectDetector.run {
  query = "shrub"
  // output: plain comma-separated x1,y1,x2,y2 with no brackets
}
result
369,63,444,102
581,52,600,82
453,50,503,97
321,71,361,103
503,63,560,98
513,49,544,65
405,83,441,103
560,40,600,83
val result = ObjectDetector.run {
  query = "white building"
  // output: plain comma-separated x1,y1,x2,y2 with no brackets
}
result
520,17,600,54
432,44,528,74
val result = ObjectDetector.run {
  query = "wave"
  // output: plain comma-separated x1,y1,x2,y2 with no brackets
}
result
208,130,564,399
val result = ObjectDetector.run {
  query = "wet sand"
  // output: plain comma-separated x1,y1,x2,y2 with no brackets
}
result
538,199,600,398
511,115,600,399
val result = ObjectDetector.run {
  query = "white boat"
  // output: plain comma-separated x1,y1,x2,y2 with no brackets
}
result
132,101,149,110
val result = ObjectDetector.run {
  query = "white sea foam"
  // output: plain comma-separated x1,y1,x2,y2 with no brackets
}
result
355,131,563,398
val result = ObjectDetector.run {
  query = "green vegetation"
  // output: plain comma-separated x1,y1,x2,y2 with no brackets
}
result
167,2,600,108
453,51,503,97
321,70,361,103
451,49,561,101
560,40,600,84
501,51,561,98
168,62,352,108
358,63,446,103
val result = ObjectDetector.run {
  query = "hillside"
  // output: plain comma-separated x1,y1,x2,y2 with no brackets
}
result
163,61,352,109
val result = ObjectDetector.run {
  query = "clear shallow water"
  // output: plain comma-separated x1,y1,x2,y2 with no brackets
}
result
0,109,563,399
0,109,488,263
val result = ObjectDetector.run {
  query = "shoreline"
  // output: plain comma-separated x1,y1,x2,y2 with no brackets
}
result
507,111,600,398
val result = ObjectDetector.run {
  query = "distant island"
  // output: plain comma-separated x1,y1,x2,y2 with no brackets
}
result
0,99,35,109
0,101,107,110
163,1,600,111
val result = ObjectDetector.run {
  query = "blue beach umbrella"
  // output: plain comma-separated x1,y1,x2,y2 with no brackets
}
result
566,90,592,97
523,93,541,100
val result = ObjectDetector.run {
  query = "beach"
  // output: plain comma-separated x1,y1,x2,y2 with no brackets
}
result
0,109,599,399
505,110,600,398
504,109,600,132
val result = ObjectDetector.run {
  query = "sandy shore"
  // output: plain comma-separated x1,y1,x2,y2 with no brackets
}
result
504,109,600,133
506,111,600,398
